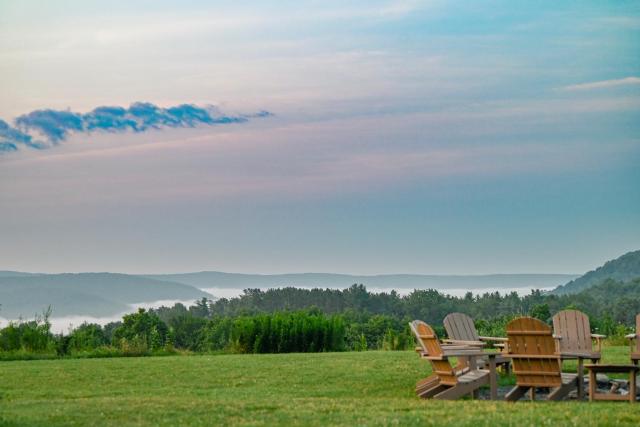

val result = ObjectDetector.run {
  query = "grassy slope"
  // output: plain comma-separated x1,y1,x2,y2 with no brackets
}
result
0,347,638,426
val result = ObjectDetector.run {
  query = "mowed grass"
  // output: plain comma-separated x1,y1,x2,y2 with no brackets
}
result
0,347,638,426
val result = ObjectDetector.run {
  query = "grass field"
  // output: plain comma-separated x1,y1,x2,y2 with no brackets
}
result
0,347,638,426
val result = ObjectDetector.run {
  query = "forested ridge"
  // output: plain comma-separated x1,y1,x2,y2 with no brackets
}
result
553,249,640,294
0,278,638,359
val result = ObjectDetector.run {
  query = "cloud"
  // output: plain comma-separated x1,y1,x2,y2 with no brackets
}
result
1,103,271,153
0,141,18,152
15,110,84,143
563,77,640,91
0,119,47,153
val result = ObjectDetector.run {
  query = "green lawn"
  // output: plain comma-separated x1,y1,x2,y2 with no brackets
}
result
0,347,638,426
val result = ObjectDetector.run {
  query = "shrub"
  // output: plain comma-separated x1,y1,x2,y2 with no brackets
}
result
112,308,168,351
0,310,56,354
68,323,107,352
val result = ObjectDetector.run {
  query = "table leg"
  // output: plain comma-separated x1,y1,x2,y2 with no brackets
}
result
577,358,584,400
489,356,497,400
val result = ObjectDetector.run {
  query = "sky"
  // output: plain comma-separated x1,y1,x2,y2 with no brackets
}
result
0,0,639,275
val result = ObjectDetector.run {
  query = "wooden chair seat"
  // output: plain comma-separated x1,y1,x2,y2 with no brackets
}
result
458,369,489,384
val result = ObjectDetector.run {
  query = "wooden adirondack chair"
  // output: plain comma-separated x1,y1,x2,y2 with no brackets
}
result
625,313,640,365
443,312,511,373
552,309,604,398
552,309,604,362
410,320,489,400
505,317,578,401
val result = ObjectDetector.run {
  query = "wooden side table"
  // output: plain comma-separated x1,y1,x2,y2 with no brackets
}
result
585,364,638,403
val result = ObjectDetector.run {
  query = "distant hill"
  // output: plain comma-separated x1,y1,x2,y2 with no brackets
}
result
0,273,212,318
145,272,577,291
552,250,640,295
0,271,41,278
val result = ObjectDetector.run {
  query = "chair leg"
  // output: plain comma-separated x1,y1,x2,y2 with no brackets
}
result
577,358,584,400
548,376,578,401
434,385,470,400
505,386,530,402
419,384,447,399
416,375,439,394
548,384,571,401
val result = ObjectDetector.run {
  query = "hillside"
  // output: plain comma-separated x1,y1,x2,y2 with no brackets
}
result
0,270,41,277
145,272,577,291
0,273,212,318
552,250,640,294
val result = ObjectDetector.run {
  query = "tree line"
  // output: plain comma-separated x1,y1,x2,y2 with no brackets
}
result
0,277,637,360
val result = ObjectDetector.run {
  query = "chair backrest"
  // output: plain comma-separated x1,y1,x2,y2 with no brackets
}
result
507,317,562,388
552,309,592,353
443,312,480,342
410,320,457,385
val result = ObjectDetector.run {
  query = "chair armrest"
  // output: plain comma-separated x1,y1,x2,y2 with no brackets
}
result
415,346,424,353
442,339,485,347
442,349,486,358
441,345,481,350
553,334,562,340
625,334,636,340
591,334,605,352
421,355,445,361
479,336,509,342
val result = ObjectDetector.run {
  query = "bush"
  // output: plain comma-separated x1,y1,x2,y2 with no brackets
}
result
232,311,345,354
112,309,169,351
68,323,107,352
168,314,208,351
0,310,56,354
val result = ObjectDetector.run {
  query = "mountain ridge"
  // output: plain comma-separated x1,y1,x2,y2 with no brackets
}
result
144,271,577,290
0,273,212,318
552,250,640,294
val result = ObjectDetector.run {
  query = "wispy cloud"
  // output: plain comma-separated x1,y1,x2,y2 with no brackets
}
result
0,119,47,152
1,103,272,153
563,77,640,91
